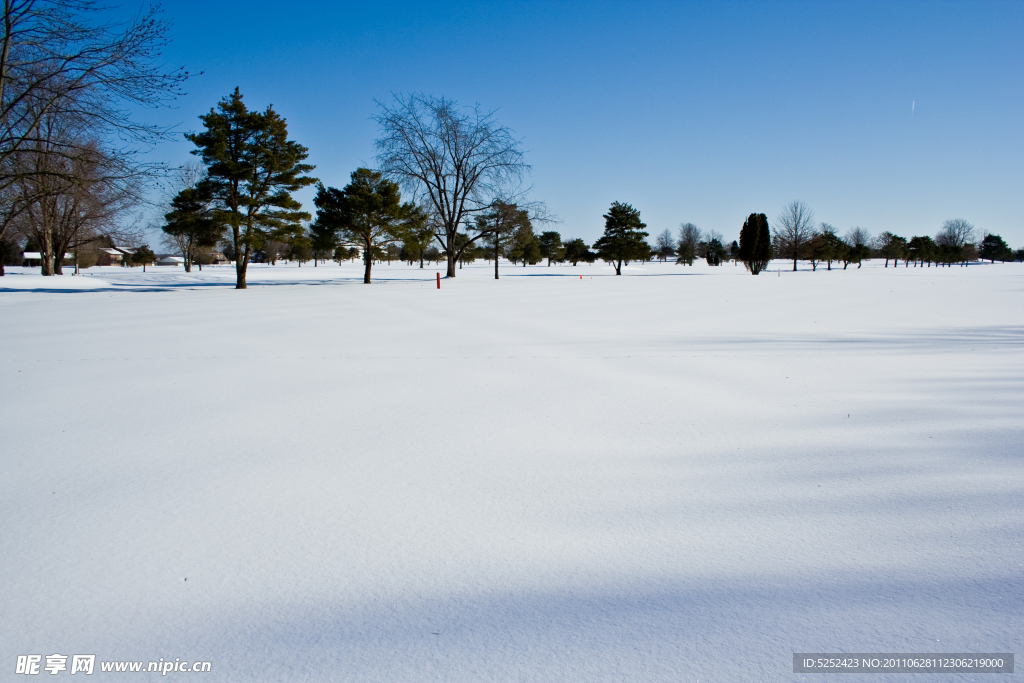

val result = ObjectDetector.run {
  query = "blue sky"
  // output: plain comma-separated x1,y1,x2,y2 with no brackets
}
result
139,0,1022,246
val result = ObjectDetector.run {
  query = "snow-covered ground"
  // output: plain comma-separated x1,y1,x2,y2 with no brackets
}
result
2,259,1021,682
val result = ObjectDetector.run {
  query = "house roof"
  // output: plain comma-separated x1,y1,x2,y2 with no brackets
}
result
22,251,41,259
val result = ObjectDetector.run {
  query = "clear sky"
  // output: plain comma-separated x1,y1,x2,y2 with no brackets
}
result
137,0,1022,246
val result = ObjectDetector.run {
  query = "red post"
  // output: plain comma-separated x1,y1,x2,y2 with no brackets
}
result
436,272,440,289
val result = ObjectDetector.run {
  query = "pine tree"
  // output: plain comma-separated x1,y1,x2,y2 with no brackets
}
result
704,238,727,266
594,202,648,275
474,202,530,278
186,88,316,289
538,231,564,266
563,238,593,266
312,169,415,284
738,213,771,274
129,244,156,272
979,234,1012,263
508,222,542,266
907,236,936,266
819,224,842,270
163,180,222,273
308,219,338,266
877,231,907,267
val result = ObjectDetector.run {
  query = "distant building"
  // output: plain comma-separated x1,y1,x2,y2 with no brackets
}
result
155,256,185,267
21,252,73,267
97,247,135,266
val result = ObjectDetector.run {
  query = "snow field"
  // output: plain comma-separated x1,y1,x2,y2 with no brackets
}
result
1,259,1022,681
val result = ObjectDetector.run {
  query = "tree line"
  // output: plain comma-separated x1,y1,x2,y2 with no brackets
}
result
4,3,1020,284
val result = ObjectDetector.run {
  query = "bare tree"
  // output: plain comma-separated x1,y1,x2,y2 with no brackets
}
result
0,0,190,258
773,200,816,271
654,229,674,261
676,222,701,265
844,227,872,268
0,0,189,184
374,93,529,278
936,218,975,248
12,110,139,274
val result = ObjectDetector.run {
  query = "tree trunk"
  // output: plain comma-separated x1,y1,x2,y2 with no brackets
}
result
232,227,248,288
363,241,372,283
792,255,798,271
615,259,622,275
494,243,500,279
40,225,54,276
445,231,457,278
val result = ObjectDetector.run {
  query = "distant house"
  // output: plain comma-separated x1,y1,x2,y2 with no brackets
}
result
208,251,230,265
97,247,135,266
155,256,185,267
21,252,73,267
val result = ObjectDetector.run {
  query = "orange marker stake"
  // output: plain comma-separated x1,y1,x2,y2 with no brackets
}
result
436,272,441,289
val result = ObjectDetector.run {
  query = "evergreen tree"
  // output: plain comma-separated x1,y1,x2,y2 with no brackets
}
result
508,222,542,266
907,236,934,266
538,231,564,266
979,234,1012,263
312,169,415,284
474,202,529,279
187,88,316,289
876,231,907,267
563,238,593,266
162,180,222,273
704,237,727,265
309,219,338,266
633,240,653,263
738,213,771,274
804,233,828,271
129,244,155,272
399,208,434,268
594,201,648,275
819,224,842,270
454,232,474,268
844,228,872,269
288,235,313,265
